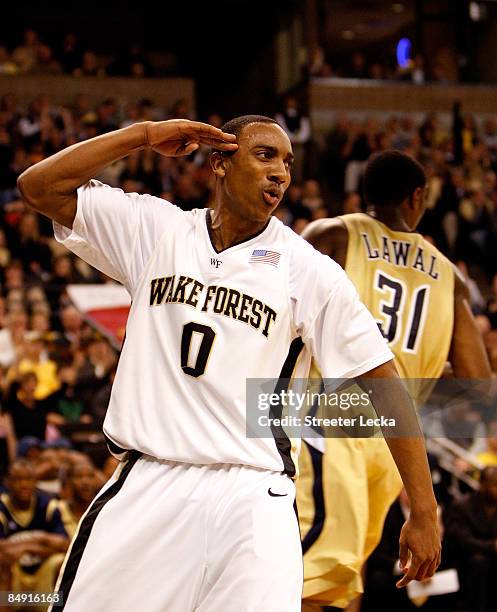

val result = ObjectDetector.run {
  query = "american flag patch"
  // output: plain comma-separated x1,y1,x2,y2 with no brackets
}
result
249,249,281,267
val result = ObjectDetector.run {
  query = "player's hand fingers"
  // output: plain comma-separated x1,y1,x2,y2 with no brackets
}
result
398,540,409,572
423,555,439,581
426,548,442,579
191,122,237,141
197,138,238,150
180,142,199,155
180,122,237,144
412,558,434,582
396,555,422,588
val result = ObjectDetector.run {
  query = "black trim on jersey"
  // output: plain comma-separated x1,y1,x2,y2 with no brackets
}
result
58,451,141,609
270,337,304,478
301,441,326,554
205,209,272,254
104,433,130,457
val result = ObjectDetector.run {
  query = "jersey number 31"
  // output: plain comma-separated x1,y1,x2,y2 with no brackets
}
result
374,271,430,354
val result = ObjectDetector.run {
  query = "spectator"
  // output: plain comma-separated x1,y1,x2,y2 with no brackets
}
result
9,212,53,277
0,459,68,595
456,261,486,314
46,256,84,311
275,95,311,183
58,460,100,538
7,332,60,400
307,46,333,78
348,51,368,79
342,120,374,193
58,33,83,75
4,372,52,441
59,305,84,348
12,29,41,74
32,45,62,75
283,184,312,222
301,179,324,212
0,309,28,369
411,54,426,84
73,50,106,77
0,47,18,76
446,466,497,612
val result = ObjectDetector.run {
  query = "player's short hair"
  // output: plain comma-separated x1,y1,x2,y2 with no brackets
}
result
363,150,426,207
214,115,279,156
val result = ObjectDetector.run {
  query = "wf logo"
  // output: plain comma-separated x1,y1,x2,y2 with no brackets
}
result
210,258,222,268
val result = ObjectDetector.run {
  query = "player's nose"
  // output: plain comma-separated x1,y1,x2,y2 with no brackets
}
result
268,161,288,185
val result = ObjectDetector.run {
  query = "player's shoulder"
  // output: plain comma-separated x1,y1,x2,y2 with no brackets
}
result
418,234,456,271
279,221,345,277
83,179,187,217
299,217,348,257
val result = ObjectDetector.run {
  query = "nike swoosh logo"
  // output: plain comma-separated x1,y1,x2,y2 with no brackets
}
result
268,488,288,497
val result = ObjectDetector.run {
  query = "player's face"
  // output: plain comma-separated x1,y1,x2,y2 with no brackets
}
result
7,466,37,505
217,123,293,223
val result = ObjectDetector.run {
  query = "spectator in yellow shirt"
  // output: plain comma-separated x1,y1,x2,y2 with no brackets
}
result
7,332,60,400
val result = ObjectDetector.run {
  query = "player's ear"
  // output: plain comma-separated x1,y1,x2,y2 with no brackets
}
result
411,186,424,209
210,151,228,178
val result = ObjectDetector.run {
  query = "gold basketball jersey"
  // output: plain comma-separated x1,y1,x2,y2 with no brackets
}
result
340,213,455,382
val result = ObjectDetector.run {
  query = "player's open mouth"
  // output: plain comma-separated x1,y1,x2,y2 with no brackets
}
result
263,189,281,207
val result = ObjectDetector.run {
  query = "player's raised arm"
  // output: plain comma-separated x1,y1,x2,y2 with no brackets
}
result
17,120,238,229
356,360,441,588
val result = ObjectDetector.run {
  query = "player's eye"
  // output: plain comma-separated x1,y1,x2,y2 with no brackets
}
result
257,150,272,160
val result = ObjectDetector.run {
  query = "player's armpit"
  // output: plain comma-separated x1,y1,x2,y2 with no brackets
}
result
300,218,349,268
449,271,492,378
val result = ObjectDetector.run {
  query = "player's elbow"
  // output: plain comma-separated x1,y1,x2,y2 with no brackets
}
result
17,166,48,211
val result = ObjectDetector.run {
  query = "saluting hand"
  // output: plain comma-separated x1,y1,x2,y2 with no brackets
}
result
145,119,238,157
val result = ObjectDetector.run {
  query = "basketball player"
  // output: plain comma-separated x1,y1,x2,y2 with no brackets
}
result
18,119,440,612
298,150,492,610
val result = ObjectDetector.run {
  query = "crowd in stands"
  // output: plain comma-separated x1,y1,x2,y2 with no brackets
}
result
1,77,497,607
0,29,463,84
308,47,455,84
0,29,178,78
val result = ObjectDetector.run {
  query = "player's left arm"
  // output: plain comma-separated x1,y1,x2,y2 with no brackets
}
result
356,359,441,587
449,269,492,378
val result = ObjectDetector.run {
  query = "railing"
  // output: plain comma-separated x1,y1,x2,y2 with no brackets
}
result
310,77,497,132
426,437,482,497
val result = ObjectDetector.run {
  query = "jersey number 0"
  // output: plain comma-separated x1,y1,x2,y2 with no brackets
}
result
181,322,216,377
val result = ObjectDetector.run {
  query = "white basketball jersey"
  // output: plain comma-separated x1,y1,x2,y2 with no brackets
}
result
54,181,392,475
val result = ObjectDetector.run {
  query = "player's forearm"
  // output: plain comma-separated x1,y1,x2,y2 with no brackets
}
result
358,361,437,515
385,437,437,516
18,122,148,214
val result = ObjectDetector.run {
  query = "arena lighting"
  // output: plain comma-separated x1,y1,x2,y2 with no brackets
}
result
396,37,411,68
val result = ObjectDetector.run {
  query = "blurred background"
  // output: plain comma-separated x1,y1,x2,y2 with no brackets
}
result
1,2,497,610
